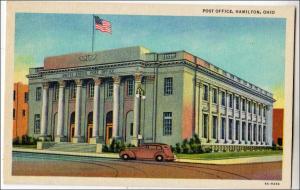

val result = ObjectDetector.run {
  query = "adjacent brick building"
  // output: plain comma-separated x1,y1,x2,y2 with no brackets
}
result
272,108,284,146
13,82,29,140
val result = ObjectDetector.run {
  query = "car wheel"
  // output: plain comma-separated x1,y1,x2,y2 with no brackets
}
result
122,154,129,160
155,155,163,162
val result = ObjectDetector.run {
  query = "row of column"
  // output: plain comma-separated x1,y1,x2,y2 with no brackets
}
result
196,82,271,146
39,75,142,145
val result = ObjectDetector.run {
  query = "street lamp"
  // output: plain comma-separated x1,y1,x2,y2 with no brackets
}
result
136,86,145,146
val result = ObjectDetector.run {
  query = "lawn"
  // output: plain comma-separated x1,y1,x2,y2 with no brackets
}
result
176,150,282,160
13,144,37,149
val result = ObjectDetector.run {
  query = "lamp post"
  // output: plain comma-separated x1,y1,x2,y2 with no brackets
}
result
136,86,146,146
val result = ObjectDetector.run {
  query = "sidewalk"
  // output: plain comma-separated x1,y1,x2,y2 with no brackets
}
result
13,148,282,165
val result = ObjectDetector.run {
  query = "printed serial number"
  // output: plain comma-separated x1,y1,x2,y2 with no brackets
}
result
265,182,280,186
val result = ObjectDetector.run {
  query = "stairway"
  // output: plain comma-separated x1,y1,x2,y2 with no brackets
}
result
46,142,97,153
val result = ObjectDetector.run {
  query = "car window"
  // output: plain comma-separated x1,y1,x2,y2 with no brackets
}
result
149,145,157,150
156,146,162,150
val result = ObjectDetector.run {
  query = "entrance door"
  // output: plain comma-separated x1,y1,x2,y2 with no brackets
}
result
106,124,113,144
87,112,93,143
105,111,113,144
69,112,75,142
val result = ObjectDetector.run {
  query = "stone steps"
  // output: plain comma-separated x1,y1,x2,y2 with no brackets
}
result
46,143,97,153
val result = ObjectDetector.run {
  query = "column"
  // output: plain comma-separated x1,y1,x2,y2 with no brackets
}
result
132,74,142,146
55,81,66,142
90,78,101,144
112,76,120,139
198,83,203,140
217,88,222,143
239,97,243,144
72,79,83,143
225,91,230,143
232,94,236,144
40,82,49,141
245,99,249,144
208,85,213,143
194,82,200,137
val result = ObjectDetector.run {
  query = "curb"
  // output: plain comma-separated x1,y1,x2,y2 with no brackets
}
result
13,148,282,165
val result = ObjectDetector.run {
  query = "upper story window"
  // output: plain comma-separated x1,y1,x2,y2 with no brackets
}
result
221,91,226,106
212,88,217,104
242,99,246,111
127,79,134,96
229,94,233,108
203,84,208,101
88,82,94,98
163,112,172,136
22,109,26,116
13,90,16,101
36,87,42,101
164,77,173,95
53,84,59,101
24,92,28,103
69,83,76,99
248,101,251,113
235,96,240,110
107,82,113,97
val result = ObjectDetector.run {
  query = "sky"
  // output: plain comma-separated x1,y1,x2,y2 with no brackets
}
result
14,13,286,108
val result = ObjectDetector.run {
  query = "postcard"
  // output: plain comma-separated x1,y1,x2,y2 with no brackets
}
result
2,1,296,189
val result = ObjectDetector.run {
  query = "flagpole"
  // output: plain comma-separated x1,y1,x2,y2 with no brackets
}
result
92,14,95,52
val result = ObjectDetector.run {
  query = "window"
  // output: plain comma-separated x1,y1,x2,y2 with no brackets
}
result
221,118,225,139
24,92,28,103
53,85,59,101
130,123,133,136
253,124,257,141
248,101,251,113
164,77,173,95
229,119,233,140
221,91,226,106
69,83,76,99
163,112,172,136
107,82,113,97
242,122,246,140
212,88,217,103
127,79,134,96
229,94,233,108
34,114,41,134
263,107,266,117
36,87,42,101
253,103,257,114
258,105,261,115
235,121,239,140
248,123,251,141
13,109,16,120
242,99,246,111
203,84,208,101
212,116,217,139
88,82,94,98
203,114,208,138
13,90,16,101
22,109,26,116
235,96,240,110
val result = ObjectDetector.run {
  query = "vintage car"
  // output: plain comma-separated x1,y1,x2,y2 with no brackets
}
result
119,143,176,162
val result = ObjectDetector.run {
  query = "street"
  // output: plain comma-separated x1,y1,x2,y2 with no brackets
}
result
12,152,282,180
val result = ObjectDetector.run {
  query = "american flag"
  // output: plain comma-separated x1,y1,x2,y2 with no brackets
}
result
94,16,112,34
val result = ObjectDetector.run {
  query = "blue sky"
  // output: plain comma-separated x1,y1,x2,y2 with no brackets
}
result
15,13,286,107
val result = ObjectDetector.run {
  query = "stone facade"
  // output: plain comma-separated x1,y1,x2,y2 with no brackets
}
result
27,46,275,147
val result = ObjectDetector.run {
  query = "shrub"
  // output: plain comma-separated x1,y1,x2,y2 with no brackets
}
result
102,144,109,152
170,145,175,153
175,143,181,153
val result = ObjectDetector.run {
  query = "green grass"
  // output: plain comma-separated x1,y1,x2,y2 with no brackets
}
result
13,144,37,149
175,150,282,160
